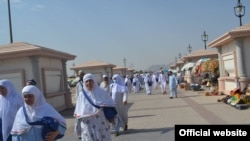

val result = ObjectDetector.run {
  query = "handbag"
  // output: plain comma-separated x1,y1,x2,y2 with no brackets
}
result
22,106,64,140
133,82,136,86
80,81,117,122
148,80,152,86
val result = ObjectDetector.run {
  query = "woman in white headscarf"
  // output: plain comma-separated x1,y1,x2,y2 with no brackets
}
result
110,74,128,136
0,79,23,141
124,75,132,93
144,73,153,95
132,74,140,93
74,73,116,141
11,85,66,141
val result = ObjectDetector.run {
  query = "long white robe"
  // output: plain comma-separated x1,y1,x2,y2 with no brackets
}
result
152,73,159,89
169,74,178,98
132,75,140,93
110,74,128,132
124,76,132,93
159,73,168,94
144,73,153,94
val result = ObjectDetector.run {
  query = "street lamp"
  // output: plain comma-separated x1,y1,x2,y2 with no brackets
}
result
123,58,126,75
8,0,13,43
72,62,75,77
234,0,245,26
201,31,208,50
178,52,182,59
187,44,192,54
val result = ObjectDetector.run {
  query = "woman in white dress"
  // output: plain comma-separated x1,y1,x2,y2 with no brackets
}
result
110,74,128,136
74,73,116,141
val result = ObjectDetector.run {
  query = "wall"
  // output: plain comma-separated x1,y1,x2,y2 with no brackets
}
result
39,57,67,111
0,57,30,92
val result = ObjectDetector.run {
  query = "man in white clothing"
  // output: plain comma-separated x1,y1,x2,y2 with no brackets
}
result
100,74,111,94
152,72,159,89
158,70,168,94
168,71,178,99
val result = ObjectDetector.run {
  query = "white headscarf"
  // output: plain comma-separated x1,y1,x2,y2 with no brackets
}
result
74,73,116,118
144,73,151,81
11,85,66,135
111,74,129,94
0,79,23,140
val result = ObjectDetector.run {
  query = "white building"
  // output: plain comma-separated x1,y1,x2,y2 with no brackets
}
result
208,23,250,95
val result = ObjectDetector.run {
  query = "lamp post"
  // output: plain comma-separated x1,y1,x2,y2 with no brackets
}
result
7,0,13,43
234,0,245,26
72,62,76,77
178,52,182,59
201,31,208,50
187,44,192,54
123,58,126,75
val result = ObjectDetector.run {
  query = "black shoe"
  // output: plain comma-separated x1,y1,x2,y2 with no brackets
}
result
114,132,119,136
124,125,128,131
169,97,173,99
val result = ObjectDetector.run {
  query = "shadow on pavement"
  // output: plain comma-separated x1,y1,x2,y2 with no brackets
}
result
180,95,202,98
128,114,155,118
119,127,174,135
60,107,75,119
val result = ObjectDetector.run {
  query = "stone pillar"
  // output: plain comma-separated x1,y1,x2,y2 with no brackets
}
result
218,77,225,95
62,60,74,109
216,47,224,94
186,75,192,84
216,47,224,76
235,39,249,90
235,39,246,78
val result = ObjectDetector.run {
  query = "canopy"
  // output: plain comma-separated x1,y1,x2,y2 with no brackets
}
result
192,59,219,76
168,69,177,73
192,58,211,76
163,68,168,73
181,62,195,71
200,59,219,73
195,58,211,66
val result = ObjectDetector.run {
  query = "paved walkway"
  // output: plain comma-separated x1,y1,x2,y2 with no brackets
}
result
59,86,250,141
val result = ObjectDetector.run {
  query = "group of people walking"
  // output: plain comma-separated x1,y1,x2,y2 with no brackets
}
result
128,70,179,99
0,68,180,141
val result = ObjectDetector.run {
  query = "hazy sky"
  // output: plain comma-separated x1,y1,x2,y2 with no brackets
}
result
0,0,249,74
